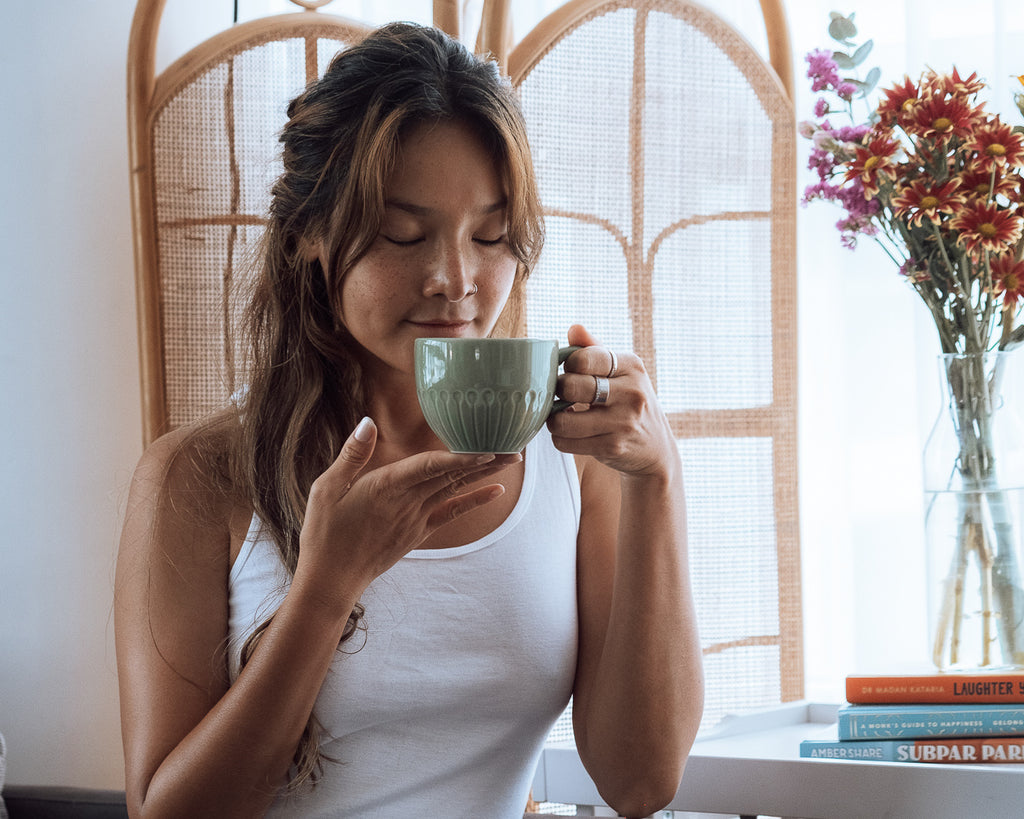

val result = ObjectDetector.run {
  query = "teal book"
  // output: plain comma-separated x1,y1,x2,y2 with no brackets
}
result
837,703,1024,740
801,735,1024,763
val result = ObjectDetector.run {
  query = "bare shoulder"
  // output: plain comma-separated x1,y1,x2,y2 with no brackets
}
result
131,410,241,514
118,409,247,603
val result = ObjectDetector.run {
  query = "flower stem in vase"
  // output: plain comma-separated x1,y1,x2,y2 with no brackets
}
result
965,518,994,666
929,354,1024,668
987,488,1024,663
932,527,968,667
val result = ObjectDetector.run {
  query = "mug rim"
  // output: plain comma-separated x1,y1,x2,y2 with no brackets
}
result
415,337,558,345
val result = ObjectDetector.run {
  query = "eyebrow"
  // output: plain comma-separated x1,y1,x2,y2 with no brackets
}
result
384,199,507,216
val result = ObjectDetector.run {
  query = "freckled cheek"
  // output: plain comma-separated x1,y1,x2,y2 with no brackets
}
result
484,259,518,304
335,261,412,327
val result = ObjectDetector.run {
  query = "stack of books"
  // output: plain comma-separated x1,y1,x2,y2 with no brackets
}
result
800,669,1024,763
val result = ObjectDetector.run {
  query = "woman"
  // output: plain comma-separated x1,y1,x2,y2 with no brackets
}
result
115,22,703,818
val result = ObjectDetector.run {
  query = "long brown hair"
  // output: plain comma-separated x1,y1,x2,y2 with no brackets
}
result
233,22,544,787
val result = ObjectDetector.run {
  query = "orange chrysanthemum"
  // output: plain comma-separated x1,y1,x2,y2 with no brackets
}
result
950,200,1024,255
907,94,978,141
844,135,901,197
965,119,1024,172
893,178,965,227
991,253,1024,306
877,76,919,127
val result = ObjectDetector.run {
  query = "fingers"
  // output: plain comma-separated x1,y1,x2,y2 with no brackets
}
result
316,416,377,491
425,483,506,529
562,325,630,381
343,416,377,462
553,326,672,473
557,373,613,406
413,451,522,503
567,323,601,348
390,450,518,531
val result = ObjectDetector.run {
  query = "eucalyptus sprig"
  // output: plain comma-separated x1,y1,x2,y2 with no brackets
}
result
827,11,881,103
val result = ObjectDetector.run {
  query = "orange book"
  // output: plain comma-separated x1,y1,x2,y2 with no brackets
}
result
846,671,1024,704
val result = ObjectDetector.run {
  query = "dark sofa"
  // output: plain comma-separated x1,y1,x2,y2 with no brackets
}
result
1,786,128,819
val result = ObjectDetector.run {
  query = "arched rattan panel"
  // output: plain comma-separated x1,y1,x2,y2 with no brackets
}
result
128,1,373,444
509,0,802,732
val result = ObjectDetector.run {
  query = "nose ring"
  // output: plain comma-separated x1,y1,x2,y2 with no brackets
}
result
451,283,478,302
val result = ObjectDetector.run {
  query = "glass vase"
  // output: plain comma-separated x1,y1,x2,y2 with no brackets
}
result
924,352,1024,670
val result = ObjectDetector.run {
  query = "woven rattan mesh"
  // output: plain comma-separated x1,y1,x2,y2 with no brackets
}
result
514,0,800,734
152,33,356,429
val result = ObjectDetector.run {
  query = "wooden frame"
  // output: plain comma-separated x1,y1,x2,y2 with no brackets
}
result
480,0,793,97
127,0,372,445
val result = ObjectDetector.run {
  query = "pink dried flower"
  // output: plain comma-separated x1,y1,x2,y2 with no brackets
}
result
837,82,858,101
806,49,841,93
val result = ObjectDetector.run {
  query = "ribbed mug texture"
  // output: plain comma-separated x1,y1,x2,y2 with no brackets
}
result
415,338,564,454
417,387,550,453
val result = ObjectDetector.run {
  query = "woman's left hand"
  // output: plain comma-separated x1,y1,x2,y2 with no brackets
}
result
547,323,678,478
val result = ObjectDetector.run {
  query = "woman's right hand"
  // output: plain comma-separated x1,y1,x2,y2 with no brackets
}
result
292,416,520,611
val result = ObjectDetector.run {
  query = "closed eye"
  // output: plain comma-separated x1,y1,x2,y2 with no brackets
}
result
474,235,507,246
382,235,424,246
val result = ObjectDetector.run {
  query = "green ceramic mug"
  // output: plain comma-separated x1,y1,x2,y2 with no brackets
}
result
414,338,580,454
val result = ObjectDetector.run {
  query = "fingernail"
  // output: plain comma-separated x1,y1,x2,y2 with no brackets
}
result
353,416,374,442
475,453,496,464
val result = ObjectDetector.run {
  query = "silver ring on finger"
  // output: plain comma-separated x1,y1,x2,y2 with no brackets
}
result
606,349,618,378
591,375,610,405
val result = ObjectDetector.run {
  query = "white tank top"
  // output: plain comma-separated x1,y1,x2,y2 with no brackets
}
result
227,428,580,818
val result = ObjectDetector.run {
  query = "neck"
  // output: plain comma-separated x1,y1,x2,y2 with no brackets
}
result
362,367,444,458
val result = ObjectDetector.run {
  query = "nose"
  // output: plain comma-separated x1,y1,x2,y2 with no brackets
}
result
423,243,477,302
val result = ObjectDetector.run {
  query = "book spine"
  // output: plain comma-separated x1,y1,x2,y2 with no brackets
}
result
801,737,1024,763
837,705,1024,740
846,674,1024,704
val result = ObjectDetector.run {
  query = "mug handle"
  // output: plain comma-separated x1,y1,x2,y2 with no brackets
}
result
550,345,583,414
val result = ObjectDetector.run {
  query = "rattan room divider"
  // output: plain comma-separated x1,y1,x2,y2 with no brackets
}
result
506,0,802,733
127,0,801,761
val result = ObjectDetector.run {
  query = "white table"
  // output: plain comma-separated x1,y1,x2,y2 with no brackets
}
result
532,702,1024,818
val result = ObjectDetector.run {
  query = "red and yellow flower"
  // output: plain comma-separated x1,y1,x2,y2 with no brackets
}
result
926,67,986,99
957,167,1020,203
877,76,919,127
907,93,978,141
964,119,1024,172
991,253,1024,307
950,200,1024,256
893,178,965,227
844,135,901,197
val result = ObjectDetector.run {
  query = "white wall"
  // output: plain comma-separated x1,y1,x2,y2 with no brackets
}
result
1,0,141,788
2,0,1020,793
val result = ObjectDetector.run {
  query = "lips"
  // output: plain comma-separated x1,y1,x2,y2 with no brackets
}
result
407,319,473,337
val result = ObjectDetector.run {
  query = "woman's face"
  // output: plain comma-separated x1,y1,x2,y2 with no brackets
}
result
333,119,518,380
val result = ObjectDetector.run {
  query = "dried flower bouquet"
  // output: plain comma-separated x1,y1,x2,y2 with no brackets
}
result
800,12,1024,667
